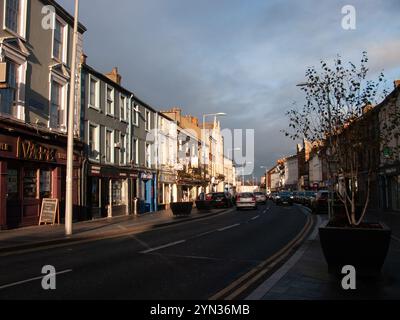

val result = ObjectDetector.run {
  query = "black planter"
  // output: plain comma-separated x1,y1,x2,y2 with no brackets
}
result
195,200,212,211
319,221,391,277
171,202,193,216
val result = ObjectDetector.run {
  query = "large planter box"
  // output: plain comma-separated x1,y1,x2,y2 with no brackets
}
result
195,200,212,211
319,221,391,277
171,202,193,216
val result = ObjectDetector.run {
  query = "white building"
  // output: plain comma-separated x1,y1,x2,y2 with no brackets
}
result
284,155,298,190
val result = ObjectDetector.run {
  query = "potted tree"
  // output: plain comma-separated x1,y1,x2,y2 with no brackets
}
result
170,202,193,216
284,52,398,276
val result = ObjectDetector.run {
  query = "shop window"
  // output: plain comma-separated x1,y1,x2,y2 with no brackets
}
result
23,168,37,198
7,169,19,200
112,180,123,205
40,170,52,198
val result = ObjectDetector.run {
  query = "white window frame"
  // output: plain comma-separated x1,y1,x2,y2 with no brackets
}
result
2,0,27,39
105,84,114,117
120,133,126,165
88,121,100,162
105,128,114,164
133,103,139,127
48,72,68,132
133,138,139,165
145,109,151,132
51,15,68,64
120,93,128,122
146,143,152,168
88,75,100,110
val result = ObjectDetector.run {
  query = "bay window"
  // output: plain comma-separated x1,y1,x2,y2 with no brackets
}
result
0,60,19,117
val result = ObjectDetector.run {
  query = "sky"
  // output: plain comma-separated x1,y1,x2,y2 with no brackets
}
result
58,0,400,179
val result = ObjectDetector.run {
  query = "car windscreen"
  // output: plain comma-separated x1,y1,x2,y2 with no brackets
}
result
279,192,292,196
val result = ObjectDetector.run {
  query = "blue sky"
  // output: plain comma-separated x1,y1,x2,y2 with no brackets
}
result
58,0,400,178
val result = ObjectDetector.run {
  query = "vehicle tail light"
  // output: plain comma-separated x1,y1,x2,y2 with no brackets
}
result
252,197,256,202
236,195,240,201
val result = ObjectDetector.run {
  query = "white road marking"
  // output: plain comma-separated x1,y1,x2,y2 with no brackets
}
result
251,215,260,221
139,240,186,254
392,235,400,243
194,230,216,238
263,210,267,214
217,224,240,232
0,269,73,290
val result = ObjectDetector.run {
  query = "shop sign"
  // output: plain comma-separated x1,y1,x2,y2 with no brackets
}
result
160,173,177,183
0,143,11,152
17,138,56,162
141,172,153,180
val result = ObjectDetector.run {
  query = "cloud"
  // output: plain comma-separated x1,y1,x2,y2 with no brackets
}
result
57,0,400,178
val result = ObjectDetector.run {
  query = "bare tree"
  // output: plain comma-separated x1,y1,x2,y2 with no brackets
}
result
283,52,396,226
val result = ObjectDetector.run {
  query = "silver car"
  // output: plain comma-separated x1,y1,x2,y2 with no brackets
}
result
236,192,257,210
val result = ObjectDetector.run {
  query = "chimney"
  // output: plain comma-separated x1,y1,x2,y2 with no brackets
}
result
394,80,400,88
80,53,87,65
105,67,122,85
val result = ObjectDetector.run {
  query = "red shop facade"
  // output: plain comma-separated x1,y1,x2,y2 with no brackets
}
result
0,122,82,229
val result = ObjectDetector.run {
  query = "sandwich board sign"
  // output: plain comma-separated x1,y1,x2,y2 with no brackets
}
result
39,199,60,226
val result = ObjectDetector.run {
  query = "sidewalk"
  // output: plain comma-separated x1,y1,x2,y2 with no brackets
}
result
250,211,400,300
0,207,228,254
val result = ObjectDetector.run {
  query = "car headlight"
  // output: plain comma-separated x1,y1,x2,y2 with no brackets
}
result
276,196,280,199
290,196,294,199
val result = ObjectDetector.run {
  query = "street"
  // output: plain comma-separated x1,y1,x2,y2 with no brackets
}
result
0,202,309,300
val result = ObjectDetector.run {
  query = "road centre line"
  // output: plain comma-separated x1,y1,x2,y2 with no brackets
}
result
0,269,73,290
139,240,186,254
217,224,241,232
251,215,260,221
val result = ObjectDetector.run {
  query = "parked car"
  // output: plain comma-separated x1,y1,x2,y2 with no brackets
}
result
254,192,267,204
206,192,234,208
311,190,340,214
294,191,305,204
303,191,317,207
275,191,294,206
236,192,257,210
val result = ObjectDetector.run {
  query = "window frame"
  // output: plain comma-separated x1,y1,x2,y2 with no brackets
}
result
132,103,139,127
88,75,100,110
51,15,68,64
88,121,100,162
3,0,27,39
49,73,68,132
105,84,115,117
145,109,151,132
133,138,139,165
120,133,126,165
120,93,128,122
105,128,114,164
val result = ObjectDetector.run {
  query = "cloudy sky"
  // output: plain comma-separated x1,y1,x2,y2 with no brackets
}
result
59,0,400,178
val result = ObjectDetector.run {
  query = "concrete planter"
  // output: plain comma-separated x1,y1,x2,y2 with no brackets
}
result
319,221,392,277
171,202,193,216
195,200,213,212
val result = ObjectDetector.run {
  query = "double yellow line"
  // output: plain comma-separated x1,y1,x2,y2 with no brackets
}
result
209,214,314,300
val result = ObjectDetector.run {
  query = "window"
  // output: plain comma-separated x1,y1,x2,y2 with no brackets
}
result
88,123,100,160
50,80,65,130
146,143,151,168
133,138,139,165
40,170,51,198
133,103,139,126
4,0,20,34
7,169,19,200
89,76,100,108
120,134,126,165
0,60,19,117
120,95,127,121
114,131,120,162
23,168,37,198
105,129,113,163
106,86,114,115
145,110,151,131
112,180,123,205
53,18,65,62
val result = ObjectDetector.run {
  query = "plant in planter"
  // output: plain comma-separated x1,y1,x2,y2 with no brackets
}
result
170,202,193,216
195,200,213,211
283,52,399,276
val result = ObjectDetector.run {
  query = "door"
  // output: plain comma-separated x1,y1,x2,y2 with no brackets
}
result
6,167,22,228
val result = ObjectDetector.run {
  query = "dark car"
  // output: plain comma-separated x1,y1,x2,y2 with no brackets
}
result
206,192,234,208
303,191,317,207
311,190,341,214
276,191,294,206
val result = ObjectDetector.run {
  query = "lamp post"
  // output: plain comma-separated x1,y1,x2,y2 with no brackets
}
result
202,113,226,193
65,0,80,236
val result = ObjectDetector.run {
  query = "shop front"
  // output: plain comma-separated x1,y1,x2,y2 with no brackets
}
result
158,171,177,210
86,164,133,219
379,165,400,212
0,132,82,229
177,177,205,202
140,171,156,213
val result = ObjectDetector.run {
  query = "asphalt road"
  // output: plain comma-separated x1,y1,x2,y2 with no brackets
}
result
0,202,309,300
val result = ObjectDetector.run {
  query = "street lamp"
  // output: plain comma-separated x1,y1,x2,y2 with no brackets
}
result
65,0,80,236
202,112,227,192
